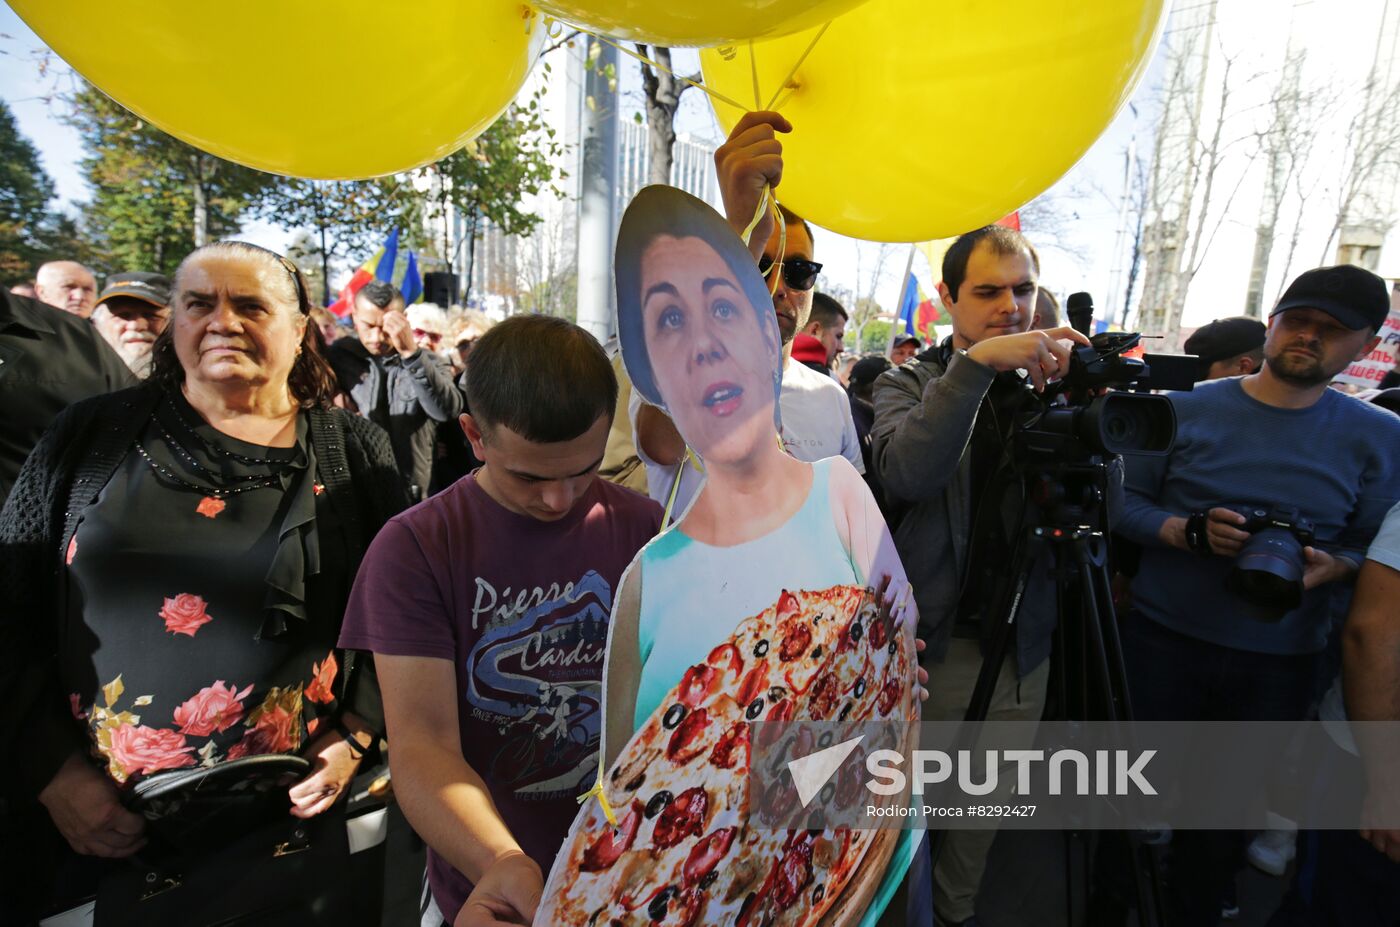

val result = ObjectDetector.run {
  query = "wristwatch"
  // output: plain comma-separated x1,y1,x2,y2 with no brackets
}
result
1185,511,1212,555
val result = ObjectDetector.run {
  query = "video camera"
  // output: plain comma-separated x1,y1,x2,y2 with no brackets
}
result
1016,292,1198,460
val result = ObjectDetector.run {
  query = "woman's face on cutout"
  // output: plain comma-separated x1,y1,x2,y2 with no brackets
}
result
639,234,778,463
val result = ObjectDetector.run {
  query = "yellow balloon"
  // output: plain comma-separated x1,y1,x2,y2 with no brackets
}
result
701,0,1165,242
533,0,867,46
12,0,539,179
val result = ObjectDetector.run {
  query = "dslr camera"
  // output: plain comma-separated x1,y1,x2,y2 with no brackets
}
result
1226,505,1316,617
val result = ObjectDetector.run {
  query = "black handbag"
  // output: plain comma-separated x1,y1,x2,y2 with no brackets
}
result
93,756,361,927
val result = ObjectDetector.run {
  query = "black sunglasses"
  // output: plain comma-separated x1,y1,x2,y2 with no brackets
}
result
758,255,823,291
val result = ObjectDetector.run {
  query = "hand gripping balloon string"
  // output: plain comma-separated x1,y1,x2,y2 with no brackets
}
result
740,185,786,296
578,772,618,827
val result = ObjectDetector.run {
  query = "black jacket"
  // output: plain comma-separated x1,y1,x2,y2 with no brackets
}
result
872,341,1123,676
325,339,463,500
0,291,136,506
0,385,406,794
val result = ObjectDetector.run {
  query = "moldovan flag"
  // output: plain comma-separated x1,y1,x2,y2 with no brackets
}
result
896,273,940,340
400,252,423,306
326,229,400,317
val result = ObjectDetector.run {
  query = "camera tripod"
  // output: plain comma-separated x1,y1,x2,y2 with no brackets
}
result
927,454,1168,927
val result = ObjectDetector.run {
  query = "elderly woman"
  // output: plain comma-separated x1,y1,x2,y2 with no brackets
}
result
0,241,405,923
601,186,925,926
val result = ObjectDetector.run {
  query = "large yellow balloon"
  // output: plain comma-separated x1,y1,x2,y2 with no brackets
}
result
701,0,1165,242
532,0,868,47
12,0,538,179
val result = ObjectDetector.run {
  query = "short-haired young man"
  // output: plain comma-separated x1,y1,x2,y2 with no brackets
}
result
871,224,1093,926
803,290,849,368
339,315,662,927
326,280,463,500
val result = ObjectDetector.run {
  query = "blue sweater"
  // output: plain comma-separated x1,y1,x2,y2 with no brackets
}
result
1119,377,1400,655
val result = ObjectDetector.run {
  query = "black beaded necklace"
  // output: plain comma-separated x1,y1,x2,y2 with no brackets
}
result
163,395,300,470
132,440,283,499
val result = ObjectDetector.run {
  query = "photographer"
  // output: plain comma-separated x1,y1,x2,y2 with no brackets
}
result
1116,265,1400,925
870,225,1095,926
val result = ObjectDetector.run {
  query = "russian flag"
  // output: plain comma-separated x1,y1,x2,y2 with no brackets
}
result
327,230,398,318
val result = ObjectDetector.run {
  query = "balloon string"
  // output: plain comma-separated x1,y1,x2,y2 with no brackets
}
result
660,446,700,529
577,772,618,827
762,21,830,110
748,40,763,111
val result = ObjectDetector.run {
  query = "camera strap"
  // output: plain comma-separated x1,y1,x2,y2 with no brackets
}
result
1186,511,1212,555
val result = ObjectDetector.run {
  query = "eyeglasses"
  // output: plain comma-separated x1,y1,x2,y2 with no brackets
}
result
413,329,444,344
758,256,823,292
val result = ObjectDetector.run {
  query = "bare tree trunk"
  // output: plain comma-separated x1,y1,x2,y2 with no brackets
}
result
636,45,697,186
462,208,479,307
1123,203,1144,325
314,183,331,305
191,155,209,248
440,181,453,275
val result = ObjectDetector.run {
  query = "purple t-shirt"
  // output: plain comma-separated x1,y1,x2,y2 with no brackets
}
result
339,473,661,922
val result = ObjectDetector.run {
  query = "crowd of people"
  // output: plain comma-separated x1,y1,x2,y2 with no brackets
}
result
0,107,1398,927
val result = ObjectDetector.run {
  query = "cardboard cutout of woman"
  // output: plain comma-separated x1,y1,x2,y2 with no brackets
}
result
538,186,923,926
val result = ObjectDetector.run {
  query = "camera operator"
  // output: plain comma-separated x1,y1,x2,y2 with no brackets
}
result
1115,265,1400,925
870,225,1095,926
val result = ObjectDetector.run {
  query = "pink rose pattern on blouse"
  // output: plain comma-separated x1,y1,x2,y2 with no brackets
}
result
304,651,338,705
173,680,255,737
108,723,195,776
227,686,304,759
83,651,336,784
159,593,213,637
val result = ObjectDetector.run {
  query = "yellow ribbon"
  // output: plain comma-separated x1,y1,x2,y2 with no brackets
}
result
577,772,618,826
660,446,709,529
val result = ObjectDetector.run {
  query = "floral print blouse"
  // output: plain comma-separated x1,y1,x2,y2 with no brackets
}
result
62,392,349,786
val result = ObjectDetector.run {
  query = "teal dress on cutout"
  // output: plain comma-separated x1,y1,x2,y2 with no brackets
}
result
632,458,915,926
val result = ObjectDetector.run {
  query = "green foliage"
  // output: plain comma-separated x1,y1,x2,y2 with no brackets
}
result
414,77,567,290
0,99,90,283
859,320,894,354
253,177,415,271
65,82,273,275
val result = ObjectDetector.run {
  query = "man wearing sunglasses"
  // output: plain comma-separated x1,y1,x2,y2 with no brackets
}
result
630,111,864,513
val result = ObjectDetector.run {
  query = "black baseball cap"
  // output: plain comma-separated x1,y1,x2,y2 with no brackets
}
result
892,334,921,349
1183,316,1265,372
849,355,892,387
98,272,171,309
1270,265,1390,331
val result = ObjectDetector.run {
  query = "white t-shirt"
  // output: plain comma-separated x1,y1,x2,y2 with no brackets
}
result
629,357,865,523
778,359,865,476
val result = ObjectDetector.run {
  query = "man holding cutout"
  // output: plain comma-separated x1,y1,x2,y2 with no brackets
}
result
339,316,661,927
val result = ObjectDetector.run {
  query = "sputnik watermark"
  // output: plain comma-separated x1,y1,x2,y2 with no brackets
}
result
863,748,1157,798
785,740,1155,809
751,720,1400,831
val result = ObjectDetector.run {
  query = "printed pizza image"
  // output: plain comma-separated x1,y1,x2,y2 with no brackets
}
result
538,584,917,926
